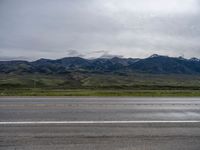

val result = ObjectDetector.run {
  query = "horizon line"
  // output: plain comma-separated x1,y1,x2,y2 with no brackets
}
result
0,54,199,62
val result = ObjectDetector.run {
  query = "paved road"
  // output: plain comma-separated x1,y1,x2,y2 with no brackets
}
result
0,97,200,150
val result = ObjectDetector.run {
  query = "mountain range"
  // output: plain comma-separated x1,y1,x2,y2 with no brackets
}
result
1,54,200,75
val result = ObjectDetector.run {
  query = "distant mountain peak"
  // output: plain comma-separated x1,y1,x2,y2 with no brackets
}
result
177,56,186,60
190,57,200,62
36,58,50,61
100,54,124,59
148,54,163,58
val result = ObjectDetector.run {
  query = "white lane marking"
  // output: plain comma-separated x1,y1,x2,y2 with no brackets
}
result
0,121,200,125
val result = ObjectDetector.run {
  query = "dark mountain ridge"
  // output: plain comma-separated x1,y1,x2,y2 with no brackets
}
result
1,54,200,74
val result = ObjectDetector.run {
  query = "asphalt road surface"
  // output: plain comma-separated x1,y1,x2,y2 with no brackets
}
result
0,97,200,150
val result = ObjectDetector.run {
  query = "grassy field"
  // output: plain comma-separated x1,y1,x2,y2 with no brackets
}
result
0,89,200,97
0,73,200,96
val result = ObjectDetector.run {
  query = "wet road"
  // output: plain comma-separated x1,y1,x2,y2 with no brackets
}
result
0,97,200,150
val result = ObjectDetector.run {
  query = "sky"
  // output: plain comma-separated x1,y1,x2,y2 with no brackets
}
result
0,0,200,60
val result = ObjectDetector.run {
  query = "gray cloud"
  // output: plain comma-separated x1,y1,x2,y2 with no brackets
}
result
65,50,84,58
0,0,200,60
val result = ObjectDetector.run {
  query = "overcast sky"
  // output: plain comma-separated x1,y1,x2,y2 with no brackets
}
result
0,0,200,60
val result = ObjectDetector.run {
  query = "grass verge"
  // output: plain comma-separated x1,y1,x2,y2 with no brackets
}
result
0,89,200,97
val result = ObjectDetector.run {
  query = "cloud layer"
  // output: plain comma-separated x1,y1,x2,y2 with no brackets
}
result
0,0,200,60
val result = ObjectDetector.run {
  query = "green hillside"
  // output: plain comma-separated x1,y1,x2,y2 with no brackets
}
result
1,73,200,96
